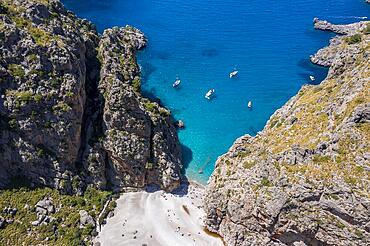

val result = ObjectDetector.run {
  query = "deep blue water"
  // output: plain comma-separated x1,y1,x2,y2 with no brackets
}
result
63,0,369,184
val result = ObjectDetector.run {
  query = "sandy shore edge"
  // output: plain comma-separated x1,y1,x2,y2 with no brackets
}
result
94,182,223,246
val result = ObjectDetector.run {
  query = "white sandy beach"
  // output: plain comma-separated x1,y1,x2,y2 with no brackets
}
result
95,184,224,246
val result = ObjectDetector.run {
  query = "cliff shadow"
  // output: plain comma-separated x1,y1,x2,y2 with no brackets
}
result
139,62,157,85
141,87,162,104
297,58,329,85
171,180,190,196
180,143,192,173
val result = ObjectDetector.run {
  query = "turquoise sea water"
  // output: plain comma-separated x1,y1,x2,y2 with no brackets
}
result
63,0,369,184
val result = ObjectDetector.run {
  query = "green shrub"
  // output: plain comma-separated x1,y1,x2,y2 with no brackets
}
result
144,102,159,114
44,121,52,128
12,14,53,46
345,34,362,45
0,187,112,245
36,148,45,157
66,91,74,98
312,155,330,163
8,64,25,78
132,77,141,92
13,16,29,29
158,108,170,117
355,229,364,238
26,54,38,63
29,69,47,77
145,162,153,169
8,118,17,129
29,27,52,46
260,177,272,187
6,90,43,107
243,160,256,169
237,150,251,158
0,3,8,14
53,102,72,114
50,78,60,88
33,94,42,103
17,91,33,103
30,111,37,119
226,169,232,176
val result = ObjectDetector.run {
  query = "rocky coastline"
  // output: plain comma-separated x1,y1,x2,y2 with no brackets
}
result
0,0,369,245
0,0,183,244
204,19,370,246
0,0,183,193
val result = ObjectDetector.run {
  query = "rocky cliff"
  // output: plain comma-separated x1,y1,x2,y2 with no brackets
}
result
204,20,370,245
0,0,182,193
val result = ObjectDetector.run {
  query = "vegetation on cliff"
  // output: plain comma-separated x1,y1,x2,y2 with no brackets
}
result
205,20,369,246
0,184,114,245
0,0,182,244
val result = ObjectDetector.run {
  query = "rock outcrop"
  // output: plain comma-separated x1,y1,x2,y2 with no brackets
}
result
87,26,182,192
313,18,368,35
0,0,95,192
0,0,182,193
204,20,370,245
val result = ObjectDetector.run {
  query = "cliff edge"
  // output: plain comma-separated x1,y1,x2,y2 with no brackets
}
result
204,20,370,245
0,0,182,193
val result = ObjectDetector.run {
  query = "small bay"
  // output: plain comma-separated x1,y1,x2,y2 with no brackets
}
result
63,0,369,184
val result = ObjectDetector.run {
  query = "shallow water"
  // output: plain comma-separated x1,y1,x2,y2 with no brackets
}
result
63,0,369,184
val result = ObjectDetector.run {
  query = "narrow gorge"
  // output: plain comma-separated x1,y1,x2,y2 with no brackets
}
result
0,0,369,245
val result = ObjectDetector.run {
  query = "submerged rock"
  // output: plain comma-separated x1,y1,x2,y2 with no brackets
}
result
176,120,185,129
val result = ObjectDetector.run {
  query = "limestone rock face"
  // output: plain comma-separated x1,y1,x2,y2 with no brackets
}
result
0,0,182,192
97,27,182,192
204,21,370,245
0,0,95,191
313,18,369,35
79,210,95,228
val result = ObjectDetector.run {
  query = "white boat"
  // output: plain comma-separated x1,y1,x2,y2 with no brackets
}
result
309,76,315,81
248,101,252,108
229,70,238,78
172,79,181,88
205,89,215,99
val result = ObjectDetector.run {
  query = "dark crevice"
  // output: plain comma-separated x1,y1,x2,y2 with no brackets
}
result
321,205,362,228
75,40,104,174
146,120,156,182
104,152,114,191
276,228,331,246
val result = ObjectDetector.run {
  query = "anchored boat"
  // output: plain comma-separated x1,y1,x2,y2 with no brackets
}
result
205,89,215,99
173,79,181,88
248,100,252,108
309,75,315,81
229,70,238,78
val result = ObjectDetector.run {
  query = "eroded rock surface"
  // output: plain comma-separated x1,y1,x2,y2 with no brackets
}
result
93,26,182,192
0,0,96,192
0,0,182,193
205,20,370,246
